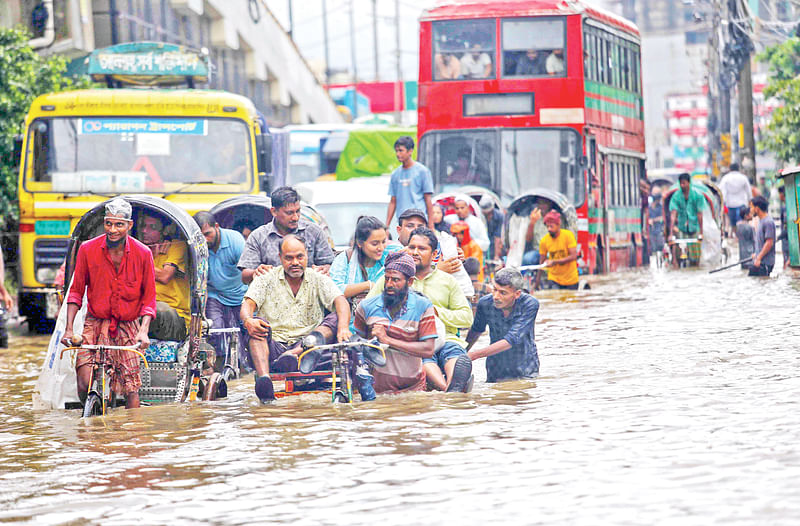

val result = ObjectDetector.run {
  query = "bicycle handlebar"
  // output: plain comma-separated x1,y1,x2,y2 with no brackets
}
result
297,341,387,363
60,345,150,369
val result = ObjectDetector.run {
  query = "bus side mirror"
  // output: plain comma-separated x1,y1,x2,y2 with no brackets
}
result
12,135,23,170
256,133,273,175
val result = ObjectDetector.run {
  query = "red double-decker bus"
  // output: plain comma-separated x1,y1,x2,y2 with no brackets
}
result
418,0,646,273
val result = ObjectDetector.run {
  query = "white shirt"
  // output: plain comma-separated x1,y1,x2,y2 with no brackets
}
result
719,170,752,208
545,53,565,74
460,52,492,78
444,213,490,252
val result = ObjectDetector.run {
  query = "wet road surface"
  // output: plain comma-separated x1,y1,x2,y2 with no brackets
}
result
1,266,799,525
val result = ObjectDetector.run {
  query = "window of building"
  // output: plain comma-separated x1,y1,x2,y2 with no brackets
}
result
501,17,565,78
432,19,495,80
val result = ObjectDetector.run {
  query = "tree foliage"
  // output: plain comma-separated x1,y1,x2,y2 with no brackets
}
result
758,37,800,164
0,26,89,230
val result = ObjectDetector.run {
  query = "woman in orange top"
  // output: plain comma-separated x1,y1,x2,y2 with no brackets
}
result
451,221,484,282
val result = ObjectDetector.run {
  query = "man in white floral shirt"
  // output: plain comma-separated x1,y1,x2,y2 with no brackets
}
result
240,235,351,402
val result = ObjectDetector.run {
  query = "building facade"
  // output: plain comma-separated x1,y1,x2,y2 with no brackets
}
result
0,0,343,126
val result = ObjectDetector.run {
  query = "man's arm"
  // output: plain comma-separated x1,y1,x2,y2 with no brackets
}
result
154,263,177,284
434,279,474,331
526,208,541,242
371,324,436,358
424,193,435,229
468,339,512,361
753,236,775,267
697,211,704,239
386,196,397,226
546,246,578,266
240,297,270,339
332,295,352,342
61,303,81,346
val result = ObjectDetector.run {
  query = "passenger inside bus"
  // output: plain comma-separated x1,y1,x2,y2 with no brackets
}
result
442,140,493,189
435,52,461,80
460,44,493,79
508,49,546,76
546,49,565,75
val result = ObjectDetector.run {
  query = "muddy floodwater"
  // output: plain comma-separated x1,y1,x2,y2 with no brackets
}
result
1,267,799,525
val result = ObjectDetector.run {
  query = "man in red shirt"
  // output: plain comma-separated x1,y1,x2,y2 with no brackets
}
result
61,198,157,409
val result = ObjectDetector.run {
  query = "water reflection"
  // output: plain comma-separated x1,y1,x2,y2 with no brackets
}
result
1,267,800,524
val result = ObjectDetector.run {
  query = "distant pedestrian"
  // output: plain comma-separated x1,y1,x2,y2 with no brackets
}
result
735,207,755,269
385,136,434,230
479,195,505,262
748,196,775,276
719,163,752,236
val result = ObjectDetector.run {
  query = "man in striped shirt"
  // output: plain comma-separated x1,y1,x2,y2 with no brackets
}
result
354,252,437,394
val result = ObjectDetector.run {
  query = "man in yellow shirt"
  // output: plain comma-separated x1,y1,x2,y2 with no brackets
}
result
535,211,579,290
139,211,190,341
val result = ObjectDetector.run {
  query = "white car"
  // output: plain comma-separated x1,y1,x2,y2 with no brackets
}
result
295,177,397,252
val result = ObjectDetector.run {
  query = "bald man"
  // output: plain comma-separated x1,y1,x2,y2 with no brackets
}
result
240,235,351,402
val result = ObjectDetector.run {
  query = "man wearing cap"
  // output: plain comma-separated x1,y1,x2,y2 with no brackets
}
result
466,267,540,381
535,211,579,290
444,195,490,253
354,251,438,393
61,198,157,409
479,195,505,261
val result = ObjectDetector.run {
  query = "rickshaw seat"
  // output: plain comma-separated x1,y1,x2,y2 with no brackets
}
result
145,339,182,363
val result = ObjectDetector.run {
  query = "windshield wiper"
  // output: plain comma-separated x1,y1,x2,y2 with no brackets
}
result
161,180,217,199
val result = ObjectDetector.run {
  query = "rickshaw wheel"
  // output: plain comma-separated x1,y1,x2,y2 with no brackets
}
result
333,392,349,404
202,373,227,401
82,393,103,418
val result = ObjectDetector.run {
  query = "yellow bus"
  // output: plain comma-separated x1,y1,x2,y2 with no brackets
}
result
16,43,272,331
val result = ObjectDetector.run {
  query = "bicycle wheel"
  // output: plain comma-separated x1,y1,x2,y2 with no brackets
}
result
202,372,227,401
333,392,349,404
82,393,103,418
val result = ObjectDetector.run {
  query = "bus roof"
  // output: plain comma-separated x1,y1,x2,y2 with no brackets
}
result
421,0,639,36
27,89,260,120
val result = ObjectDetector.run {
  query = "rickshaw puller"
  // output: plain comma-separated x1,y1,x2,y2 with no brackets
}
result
61,198,156,409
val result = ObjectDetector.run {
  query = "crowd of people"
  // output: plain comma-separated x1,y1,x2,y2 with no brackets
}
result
62,136,565,407
646,163,787,275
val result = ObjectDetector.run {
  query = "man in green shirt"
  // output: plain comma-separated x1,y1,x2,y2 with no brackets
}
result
368,227,474,393
668,173,706,267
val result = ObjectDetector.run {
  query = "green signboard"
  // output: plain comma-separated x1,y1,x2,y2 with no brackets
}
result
87,42,209,85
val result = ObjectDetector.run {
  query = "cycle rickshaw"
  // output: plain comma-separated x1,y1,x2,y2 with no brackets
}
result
35,195,238,414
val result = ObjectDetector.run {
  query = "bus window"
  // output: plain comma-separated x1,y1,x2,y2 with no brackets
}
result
432,19,495,80
422,130,495,190
500,128,583,206
501,17,565,78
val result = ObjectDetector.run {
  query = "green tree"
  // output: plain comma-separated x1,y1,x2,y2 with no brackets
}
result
758,37,800,164
0,26,88,231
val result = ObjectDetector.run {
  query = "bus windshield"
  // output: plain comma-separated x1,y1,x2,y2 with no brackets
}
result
25,117,252,193
421,128,584,206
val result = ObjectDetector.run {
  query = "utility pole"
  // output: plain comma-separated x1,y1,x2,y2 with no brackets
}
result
733,0,756,182
707,0,722,180
287,0,294,38
373,0,380,81
322,0,330,83
349,0,359,117
394,0,402,122
718,0,732,176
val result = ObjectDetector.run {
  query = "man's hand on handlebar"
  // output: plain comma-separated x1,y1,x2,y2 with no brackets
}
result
370,324,389,344
135,330,150,350
337,325,352,343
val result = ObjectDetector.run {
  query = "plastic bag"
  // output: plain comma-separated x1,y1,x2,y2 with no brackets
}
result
700,207,722,267
33,286,85,410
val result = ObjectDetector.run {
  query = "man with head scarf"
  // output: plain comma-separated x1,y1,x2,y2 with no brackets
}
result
353,251,438,394
61,198,157,409
535,211,579,290
367,227,475,393
443,195,490,252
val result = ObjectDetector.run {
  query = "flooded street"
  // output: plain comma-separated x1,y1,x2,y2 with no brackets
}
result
1,266,799,525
